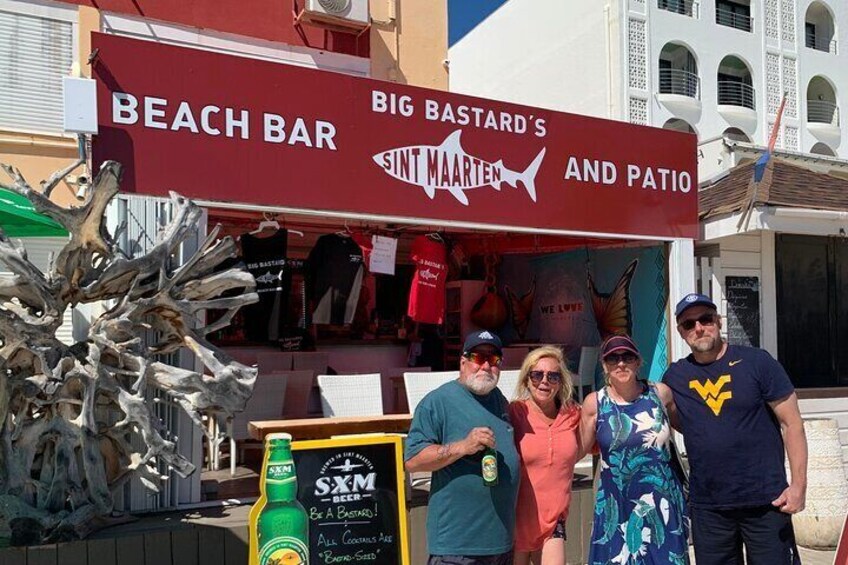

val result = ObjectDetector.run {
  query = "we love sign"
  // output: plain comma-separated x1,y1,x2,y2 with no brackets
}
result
93,33,697,239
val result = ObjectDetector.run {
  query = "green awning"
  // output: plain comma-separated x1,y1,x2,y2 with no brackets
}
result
0,189,67,237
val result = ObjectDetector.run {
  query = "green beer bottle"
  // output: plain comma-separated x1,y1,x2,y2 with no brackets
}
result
257,433,309,565
482,446,498,487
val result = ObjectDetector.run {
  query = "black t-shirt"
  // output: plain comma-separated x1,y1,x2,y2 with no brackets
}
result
240,230,290,342
306,234,364,325
663,345,795,509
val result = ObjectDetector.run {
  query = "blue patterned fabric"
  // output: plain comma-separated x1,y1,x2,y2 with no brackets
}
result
589,384,689,565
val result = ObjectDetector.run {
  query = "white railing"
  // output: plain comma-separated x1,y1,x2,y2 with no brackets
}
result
805,33,838,54
807,100,840,126
659,68,701,99
716,7,753,32
657,0,699,18
717,81,756,110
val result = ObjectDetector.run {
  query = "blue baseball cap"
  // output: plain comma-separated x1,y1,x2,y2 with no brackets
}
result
675,293,717,319
463,330,503,354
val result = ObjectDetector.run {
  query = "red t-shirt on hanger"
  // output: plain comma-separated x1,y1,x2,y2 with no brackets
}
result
408,235,447,324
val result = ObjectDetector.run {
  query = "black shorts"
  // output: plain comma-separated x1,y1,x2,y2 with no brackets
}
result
691,505,800,565
427,550,513,565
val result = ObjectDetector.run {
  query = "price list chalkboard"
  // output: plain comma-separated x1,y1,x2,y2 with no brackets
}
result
725,276,760,348
292,436,409,565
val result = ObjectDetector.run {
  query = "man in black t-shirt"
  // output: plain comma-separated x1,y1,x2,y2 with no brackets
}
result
663,293,807,565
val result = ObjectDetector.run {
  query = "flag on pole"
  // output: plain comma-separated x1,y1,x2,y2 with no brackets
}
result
754,92,788,182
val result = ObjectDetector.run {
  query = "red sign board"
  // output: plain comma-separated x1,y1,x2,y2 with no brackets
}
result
92,33,698,239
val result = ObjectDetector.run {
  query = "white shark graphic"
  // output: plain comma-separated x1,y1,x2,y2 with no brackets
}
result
372,129,546,206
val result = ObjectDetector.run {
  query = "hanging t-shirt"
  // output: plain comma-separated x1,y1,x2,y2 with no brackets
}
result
351,232,373,269
663,344,795,509
307,233,364,325
240,230,290,342
407,235,447,324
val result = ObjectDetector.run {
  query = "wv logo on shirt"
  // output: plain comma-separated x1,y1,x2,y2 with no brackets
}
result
689,375,732,416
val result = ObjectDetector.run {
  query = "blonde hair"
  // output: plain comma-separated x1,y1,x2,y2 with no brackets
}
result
514,345,575,407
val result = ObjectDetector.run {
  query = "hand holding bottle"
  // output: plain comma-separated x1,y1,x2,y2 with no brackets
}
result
461,426,495,455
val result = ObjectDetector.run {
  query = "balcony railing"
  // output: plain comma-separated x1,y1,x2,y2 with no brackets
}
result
658,68,701,99
717,81,756,110
657,0,699,18
805,33,838,54
807,100,840,126
716,7,753,32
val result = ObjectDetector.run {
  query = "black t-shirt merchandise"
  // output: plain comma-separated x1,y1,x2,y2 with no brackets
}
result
663,345,795,509
306,233,364,325
240,230,291,342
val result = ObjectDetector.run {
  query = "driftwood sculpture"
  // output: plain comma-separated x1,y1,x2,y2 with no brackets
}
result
0,157,258,544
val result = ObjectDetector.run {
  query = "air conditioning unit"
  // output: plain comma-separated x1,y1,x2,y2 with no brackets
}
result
302,0,369,31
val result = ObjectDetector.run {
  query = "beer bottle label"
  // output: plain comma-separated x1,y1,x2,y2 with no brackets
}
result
258,536,309,565
266,461,296,485
482,454,497,482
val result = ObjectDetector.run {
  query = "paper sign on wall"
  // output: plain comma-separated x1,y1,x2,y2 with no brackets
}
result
370,235,397,275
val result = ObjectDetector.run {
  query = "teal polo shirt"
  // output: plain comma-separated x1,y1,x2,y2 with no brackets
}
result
404,380,519,556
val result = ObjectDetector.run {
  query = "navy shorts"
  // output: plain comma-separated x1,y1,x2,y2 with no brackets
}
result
691,505,801,565
427,550,513,565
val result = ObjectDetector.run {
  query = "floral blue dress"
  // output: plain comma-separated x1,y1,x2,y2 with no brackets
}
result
589,384,689,565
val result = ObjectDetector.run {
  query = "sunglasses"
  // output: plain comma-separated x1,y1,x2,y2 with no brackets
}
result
678,313,717,331
603,352,638,364
528,370,563,384
464,351,503,367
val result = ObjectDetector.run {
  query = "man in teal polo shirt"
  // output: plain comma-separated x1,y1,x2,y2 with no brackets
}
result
405,330,519,565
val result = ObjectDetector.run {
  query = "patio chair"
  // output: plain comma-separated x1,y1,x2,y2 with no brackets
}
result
292,351,329,374
403,370,459,414
575,346,599,402
256,351,294,372
317,373,384,417
497,369,521,401
228,371,288,476
381,366,430,413
281,370,319,419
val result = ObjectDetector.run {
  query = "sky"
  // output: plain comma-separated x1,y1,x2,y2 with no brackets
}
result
448,0,508,46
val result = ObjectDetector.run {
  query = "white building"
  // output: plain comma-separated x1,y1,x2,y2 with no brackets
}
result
450,0,848,467
450,0,847,162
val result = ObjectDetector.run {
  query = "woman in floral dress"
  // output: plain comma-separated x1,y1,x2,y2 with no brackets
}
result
580,335,689,565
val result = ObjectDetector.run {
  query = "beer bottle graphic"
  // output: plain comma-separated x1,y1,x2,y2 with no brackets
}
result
257,433,309,565
482,446,498,487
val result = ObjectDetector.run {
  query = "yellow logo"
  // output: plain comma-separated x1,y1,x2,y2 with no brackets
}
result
689,375,732,416
728,359,742,366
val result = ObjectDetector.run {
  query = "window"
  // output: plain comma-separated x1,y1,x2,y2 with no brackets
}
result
716,0,752,32
0,6,75,134
806,22,817,48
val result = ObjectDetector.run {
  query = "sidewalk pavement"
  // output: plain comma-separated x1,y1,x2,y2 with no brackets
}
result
688,545,835,564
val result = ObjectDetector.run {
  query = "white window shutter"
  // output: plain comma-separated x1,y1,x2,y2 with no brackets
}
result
0,9,73,134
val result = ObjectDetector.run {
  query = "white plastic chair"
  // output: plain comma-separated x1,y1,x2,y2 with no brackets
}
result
497,369,522,401
403,370,459,414
228,372,288,475
317,373,384,417
575,346,600,402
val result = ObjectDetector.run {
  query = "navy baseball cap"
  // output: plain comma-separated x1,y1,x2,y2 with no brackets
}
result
675,293,717,319
463,330,503,354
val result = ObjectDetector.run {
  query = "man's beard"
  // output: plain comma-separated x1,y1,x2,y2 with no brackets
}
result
691,335,718,353
466,373,498,395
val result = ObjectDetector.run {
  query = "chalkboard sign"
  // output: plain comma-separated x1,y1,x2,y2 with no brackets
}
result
725,276,760,348
292,435,410,565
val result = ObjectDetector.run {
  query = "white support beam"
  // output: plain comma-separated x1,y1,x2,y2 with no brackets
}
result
668,238,696,362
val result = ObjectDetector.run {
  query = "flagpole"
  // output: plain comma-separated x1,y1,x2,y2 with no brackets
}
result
737,91,788,231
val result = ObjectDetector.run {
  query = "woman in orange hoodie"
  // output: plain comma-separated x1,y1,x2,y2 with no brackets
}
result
509,346,583,565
